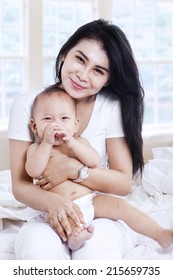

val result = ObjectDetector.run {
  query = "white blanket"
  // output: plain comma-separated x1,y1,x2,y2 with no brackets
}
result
0,147,173,259
0,170,27,230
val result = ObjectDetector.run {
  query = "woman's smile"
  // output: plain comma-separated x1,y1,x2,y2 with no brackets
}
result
70,78,87,90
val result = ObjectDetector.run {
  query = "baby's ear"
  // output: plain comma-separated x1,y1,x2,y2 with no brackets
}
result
30,119,37,134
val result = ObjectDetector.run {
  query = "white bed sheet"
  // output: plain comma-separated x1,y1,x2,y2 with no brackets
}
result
0,219,24,260
0,147,173,260
1,186,173,260
124,188,173,259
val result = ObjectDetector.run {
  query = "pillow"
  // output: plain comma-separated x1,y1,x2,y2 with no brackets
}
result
0,170,26,229
0,169,12,192
142,147,173,196
0,169,25,208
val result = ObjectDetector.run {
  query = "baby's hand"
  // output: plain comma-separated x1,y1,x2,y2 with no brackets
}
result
53,126,76,148
43,123,60,145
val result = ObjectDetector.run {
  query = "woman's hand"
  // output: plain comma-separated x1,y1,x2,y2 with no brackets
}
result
39,152,83,188
46,193,84,241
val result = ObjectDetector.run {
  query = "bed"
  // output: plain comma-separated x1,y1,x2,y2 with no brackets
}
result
0,129,173,260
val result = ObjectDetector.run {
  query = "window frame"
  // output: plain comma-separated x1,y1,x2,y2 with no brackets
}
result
0,0,173,133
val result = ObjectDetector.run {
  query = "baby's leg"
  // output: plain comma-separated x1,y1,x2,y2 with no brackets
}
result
68,223,94,251
93,195,173,248
50,183,95,250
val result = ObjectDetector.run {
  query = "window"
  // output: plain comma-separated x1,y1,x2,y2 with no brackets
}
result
43,0,98,85
0,0,97,129
112,0,173,127
0,0,173,130
0,0,27,128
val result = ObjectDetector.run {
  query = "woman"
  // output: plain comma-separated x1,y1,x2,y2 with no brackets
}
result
8,19,144,259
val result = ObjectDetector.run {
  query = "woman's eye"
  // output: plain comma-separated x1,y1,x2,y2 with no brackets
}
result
94,68,104,75
76,55,85,63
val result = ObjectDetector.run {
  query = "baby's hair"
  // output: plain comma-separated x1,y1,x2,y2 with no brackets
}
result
31,83,76,119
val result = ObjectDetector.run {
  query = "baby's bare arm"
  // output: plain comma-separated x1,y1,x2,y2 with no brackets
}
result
69,136,100,168
26,123,60,178
56,126,100,168
25,142,52,178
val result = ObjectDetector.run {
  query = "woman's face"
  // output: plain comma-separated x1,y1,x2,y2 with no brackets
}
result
61,39,110,99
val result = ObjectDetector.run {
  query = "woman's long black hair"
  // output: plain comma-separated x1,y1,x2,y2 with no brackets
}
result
55,19,144,175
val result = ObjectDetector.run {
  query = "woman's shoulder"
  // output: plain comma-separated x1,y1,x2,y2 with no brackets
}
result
8,86,45,141
96,90,120,109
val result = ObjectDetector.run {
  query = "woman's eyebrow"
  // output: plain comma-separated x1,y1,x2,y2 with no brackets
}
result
76,50,109,72
76,50,89,61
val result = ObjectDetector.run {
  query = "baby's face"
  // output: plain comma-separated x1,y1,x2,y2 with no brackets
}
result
31,92,79,141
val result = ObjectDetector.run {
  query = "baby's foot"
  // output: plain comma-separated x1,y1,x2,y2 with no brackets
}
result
68,224,94,251
157,229,173,249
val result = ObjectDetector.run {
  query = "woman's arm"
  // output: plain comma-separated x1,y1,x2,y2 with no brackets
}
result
9,139,84,240
79,137,132,195
80,137,132,195
42,137,132,196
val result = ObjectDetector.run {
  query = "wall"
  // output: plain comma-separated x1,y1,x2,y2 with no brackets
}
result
0,130,10,170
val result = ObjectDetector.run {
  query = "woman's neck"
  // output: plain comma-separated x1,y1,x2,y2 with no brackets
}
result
76,95,96,135
76,94,96,105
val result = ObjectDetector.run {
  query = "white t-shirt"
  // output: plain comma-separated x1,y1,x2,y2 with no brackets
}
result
8,89,124,167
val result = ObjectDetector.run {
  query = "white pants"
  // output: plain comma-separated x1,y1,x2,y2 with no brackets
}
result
15,194,137,260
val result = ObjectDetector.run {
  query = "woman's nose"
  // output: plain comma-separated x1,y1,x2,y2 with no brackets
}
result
77,67,89,81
